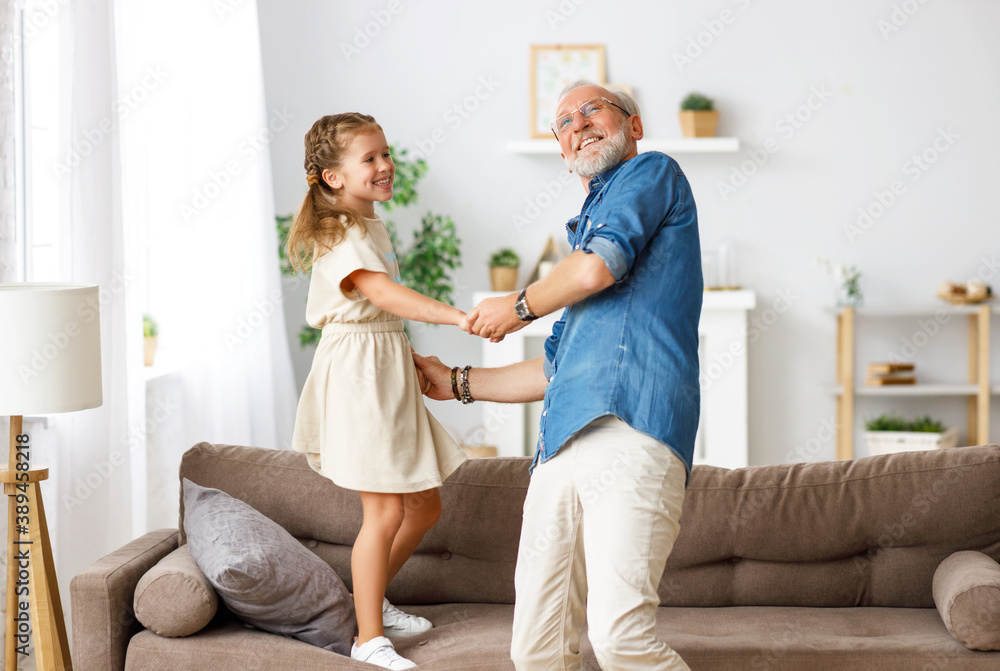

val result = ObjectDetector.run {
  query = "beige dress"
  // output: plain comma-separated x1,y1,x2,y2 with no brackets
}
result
291,216,466,493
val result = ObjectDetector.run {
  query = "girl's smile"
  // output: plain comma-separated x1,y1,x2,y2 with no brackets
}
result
323,129,395,217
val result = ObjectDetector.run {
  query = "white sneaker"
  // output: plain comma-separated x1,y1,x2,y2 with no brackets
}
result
350,635,416,669
382,597,433,636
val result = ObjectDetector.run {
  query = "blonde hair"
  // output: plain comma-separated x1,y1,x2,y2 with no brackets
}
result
285,113,383,273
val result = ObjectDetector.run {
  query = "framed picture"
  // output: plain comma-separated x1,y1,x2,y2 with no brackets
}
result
530,44,606,139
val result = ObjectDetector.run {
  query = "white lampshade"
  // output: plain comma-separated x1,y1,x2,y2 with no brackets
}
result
0,283,104,415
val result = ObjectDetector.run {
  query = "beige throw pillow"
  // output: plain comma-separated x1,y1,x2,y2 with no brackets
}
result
932,550,1000,650
133,544,218,637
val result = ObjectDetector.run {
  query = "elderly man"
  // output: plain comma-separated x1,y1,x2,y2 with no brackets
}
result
413,81,701,670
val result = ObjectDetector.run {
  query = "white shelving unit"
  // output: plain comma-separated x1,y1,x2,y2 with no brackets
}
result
832,304,996,459
506,137,740,154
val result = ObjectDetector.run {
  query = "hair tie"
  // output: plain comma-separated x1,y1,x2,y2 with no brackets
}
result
306,173,320,187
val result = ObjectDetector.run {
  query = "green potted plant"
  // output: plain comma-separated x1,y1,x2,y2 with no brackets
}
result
679,92,719,138
143,313,159,367
488,248,520,292
864,413,960,455
278,146,461,347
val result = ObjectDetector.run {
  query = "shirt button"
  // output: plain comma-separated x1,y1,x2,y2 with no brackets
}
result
575,245,580,250
542,410,547,416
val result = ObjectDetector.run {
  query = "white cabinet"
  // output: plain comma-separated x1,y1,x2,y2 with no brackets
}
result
474,290,755,468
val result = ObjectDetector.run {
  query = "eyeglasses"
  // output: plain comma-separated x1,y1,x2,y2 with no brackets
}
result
550,96,631,136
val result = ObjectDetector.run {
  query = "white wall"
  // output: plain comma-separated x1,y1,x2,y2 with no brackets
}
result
257,0,1000,465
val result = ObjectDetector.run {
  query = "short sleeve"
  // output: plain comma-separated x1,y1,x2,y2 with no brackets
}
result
581,153,692,282
313,223,389,300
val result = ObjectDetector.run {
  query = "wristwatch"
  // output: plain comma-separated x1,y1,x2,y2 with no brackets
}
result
515,287,538,322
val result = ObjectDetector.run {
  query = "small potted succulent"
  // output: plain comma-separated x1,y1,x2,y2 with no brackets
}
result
143,313,159,367
679,92,719,138
488,248,520,292
864,413,959,455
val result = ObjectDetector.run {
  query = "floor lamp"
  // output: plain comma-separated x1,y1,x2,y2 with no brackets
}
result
0,284,103,670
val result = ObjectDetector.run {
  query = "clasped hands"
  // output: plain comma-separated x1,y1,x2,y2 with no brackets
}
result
459,292,528,343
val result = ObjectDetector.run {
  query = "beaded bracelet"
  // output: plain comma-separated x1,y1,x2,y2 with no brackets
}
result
451,367,461,401
459,365,474,404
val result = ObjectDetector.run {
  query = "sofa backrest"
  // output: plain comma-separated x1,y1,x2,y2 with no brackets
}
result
178,443,529,605
179,442,1000,608
669,443,1000,608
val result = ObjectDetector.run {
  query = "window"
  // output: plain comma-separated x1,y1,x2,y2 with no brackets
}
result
15,0,65,282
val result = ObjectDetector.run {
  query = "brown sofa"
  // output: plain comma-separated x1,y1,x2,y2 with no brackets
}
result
72,441,1000,670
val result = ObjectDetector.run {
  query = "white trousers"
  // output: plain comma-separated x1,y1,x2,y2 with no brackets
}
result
510,416,690,671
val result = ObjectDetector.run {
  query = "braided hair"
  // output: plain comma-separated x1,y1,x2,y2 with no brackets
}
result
285,113,382,273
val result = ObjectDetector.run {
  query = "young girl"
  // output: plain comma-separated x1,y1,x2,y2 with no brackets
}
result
288,113,468,670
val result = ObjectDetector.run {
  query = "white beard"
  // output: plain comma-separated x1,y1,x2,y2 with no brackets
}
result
570,126,630,179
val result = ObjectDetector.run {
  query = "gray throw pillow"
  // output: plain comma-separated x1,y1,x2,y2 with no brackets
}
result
182,478,356,655
134,544,218,637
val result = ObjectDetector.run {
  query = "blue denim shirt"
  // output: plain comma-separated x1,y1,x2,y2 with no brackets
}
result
535,151,702,481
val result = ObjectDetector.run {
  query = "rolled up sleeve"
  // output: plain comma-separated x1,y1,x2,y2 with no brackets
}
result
580,153,680,282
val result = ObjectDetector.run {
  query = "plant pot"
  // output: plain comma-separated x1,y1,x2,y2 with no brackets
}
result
678,110,719,138
144,336,158,367
865,427,959,456
490,266,519,292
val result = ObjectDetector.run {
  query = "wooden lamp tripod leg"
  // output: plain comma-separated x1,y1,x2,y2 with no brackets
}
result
4,416,72,670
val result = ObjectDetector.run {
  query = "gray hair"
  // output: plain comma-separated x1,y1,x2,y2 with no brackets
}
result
557,79,640,118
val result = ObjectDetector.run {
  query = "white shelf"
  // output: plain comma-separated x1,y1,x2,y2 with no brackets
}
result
505,137,741,154
829,383,980,397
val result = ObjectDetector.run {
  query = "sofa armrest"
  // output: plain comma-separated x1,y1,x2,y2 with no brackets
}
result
70,529,180,671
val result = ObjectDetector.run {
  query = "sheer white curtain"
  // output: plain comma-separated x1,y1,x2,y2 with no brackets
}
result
14,0,297,636
0,0,15,655
116,1,297,529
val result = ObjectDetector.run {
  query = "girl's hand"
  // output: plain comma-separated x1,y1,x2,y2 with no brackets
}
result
458,313,470,332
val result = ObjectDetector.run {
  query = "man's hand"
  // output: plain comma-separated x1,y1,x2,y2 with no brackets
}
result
412,352,456,401
466,293,527,342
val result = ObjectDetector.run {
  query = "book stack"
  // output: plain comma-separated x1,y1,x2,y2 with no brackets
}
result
866,362,916,386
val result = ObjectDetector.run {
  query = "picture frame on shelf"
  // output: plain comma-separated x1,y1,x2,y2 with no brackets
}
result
530,44,606,139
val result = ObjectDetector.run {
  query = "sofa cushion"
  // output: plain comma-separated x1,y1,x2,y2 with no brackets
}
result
664,445,1000,608
933,550,1000,650
182,479,356,655
133,544,217,637
124,604,1000,671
